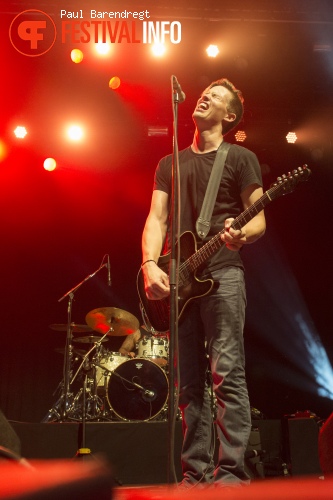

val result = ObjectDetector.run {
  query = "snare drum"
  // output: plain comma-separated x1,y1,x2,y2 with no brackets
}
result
137,335,168,367
95,351,128,387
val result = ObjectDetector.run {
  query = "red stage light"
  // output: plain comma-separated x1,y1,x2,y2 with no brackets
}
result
151,43,166,57
44,158,57,171
14,126,27,139
235,130,246,142
0,139,8,161
71,49,84,63
66,125,84,141
286,132,297,143
95,42,111,55
206,44,219,57
109,76,121,89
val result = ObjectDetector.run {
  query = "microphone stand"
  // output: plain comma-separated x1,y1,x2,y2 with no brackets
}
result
167,75,182,484
57,261,108,421
73,330,110,460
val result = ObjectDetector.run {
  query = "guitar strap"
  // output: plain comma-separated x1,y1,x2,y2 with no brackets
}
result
195,141,231,240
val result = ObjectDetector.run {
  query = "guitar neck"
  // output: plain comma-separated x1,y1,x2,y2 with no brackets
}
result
187,189,273,272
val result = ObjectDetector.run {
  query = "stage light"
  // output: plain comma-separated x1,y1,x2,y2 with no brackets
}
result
148,125,168,137
286,132,297,143
235,130,246,142
206,45,219,57
66,125,84,141
296,313,333,399
313,44,331,52
43,158,57,171
151,43,166,57
0,139,8,162
109,76,121,90
95,42,111,55
71,49,84,63
14,126,27,139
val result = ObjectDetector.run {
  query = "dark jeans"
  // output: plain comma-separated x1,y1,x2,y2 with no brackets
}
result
178,266,251,485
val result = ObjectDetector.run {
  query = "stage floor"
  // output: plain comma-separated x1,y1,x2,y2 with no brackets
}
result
0,457,329,500
112,478,333,500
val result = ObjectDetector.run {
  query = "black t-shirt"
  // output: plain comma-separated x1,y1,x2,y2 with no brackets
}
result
153,143,263,276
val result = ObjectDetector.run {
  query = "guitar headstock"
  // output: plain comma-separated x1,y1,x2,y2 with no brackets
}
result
269,165,311,198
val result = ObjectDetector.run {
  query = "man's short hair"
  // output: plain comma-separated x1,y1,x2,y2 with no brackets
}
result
209,78,244,135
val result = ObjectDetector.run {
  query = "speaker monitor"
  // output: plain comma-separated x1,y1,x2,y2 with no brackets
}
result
0,409,21,456
287,418,322,476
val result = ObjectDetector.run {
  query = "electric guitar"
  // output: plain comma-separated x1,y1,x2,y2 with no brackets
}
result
137,165,311,332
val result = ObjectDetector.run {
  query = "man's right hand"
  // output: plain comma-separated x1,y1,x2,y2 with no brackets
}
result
142,261,170,300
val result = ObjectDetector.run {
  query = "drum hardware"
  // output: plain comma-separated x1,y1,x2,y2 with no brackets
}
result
44,257,112,423
70,332,109,387
44,263,170,423
54,347,86,358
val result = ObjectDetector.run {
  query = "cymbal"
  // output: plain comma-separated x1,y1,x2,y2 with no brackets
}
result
85,307,139,336
49,323,93,333
73,335,108,344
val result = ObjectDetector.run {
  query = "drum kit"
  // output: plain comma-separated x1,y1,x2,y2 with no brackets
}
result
43,307,171,423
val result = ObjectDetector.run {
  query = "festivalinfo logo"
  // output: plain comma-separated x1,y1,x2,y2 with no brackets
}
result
9,8,182,57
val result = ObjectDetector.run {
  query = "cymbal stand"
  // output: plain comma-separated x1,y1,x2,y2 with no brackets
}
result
57,259,108,421
70,331,111,420
70,332,109,386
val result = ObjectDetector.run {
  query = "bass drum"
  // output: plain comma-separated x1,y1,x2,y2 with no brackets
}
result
107,358,168,421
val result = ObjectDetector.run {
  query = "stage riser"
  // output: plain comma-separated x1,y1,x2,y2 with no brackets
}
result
10,419,322,485
11,421,182,485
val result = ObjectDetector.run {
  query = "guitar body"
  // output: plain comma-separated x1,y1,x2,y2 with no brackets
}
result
137,166,311,332
137,231,214,332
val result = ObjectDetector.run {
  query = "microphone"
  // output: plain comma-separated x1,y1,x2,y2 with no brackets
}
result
107,255,111,286
144,389,155,398
172,75,186,103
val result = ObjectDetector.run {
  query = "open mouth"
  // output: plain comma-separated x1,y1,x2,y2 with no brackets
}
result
197,101,209,111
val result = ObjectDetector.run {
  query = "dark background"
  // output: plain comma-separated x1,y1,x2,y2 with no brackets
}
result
1,0,333,423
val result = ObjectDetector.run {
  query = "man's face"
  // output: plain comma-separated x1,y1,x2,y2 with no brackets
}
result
192,85,234,129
